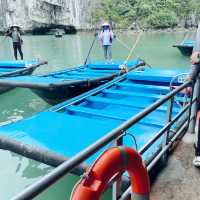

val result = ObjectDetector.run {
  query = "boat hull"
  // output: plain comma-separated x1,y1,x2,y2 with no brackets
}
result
0,68,36,94
173,45,193,56
31,79,107,105
0,60,144,103
55,35,63,38
0,62,45,94
0,86,13,94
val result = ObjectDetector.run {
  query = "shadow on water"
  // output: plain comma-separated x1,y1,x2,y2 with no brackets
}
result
0,31,194,199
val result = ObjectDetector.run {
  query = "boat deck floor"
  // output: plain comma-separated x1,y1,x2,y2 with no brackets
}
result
150,133,200,200
0,68,188,166
0,71,186,164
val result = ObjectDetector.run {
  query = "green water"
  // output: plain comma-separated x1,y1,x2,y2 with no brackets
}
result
0,31,193,200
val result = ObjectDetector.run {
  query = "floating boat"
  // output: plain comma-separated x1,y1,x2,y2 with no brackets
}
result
0,60,144,105
173,39,194,56
0,68,189,173
0,60,47,94
55,32,63,38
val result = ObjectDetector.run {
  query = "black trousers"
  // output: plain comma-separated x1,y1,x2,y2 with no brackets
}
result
13,42,23,60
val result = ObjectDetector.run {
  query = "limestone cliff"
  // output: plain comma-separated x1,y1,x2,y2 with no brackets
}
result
0,0,93,31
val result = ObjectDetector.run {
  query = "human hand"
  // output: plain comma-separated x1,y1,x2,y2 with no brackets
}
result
191,52,200,65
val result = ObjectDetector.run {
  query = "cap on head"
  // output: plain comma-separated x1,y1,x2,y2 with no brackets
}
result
102,22,110,27
10,25,20,30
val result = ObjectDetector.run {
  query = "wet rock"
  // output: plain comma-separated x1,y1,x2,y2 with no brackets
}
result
0,0,96,32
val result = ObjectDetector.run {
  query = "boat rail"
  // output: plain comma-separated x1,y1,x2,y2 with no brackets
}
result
11,70,200,200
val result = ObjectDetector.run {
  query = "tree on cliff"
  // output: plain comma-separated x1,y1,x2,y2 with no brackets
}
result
90,0,200,29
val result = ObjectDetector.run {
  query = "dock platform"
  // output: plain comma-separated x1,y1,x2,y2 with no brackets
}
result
150,133,200,200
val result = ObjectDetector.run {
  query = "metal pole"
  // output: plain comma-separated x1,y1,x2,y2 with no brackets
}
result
188,75,200,134
161,95,174,165
186,81,195,130
112,136,123,200
84,32,97,65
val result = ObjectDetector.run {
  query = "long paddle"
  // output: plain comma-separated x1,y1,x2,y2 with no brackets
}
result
84,32,98,65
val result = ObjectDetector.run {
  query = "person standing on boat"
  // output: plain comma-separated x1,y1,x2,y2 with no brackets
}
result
6,26,24,60
99,22,114,62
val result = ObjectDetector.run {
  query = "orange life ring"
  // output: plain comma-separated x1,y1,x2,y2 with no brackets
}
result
71,147,150,200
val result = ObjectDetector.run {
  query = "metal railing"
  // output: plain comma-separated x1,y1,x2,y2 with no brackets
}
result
11,74,199,200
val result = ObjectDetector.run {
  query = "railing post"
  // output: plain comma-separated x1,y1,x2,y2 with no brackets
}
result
112,135,123,200
161,95,174,165
186,80,195,130
188,75,200,134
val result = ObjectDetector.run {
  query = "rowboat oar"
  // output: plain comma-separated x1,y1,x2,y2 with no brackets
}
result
84,32,98,65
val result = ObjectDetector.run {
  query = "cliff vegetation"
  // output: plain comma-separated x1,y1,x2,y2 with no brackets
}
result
90,0,200,29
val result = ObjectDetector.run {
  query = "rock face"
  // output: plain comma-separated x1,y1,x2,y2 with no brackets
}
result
0,0,93,31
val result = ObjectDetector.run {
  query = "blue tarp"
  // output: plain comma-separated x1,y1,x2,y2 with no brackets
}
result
0,68,189,165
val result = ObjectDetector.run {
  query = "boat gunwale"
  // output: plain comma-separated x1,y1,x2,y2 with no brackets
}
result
0,61,145,90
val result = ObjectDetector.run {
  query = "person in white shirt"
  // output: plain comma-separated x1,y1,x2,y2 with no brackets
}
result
99,22,114,61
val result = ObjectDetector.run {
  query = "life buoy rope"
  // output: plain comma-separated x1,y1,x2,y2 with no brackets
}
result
70,146,150,200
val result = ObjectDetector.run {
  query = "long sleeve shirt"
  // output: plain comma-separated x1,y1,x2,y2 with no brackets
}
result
193,24,200,52
99,30,114,46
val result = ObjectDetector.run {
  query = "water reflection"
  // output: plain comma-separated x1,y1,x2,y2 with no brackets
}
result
0,31,194,199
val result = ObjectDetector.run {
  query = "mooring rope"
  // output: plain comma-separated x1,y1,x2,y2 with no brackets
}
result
116,37,131,51
116,33,153,70
124,30,143,64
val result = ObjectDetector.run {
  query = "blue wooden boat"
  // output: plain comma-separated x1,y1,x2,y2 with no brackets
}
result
0,60,144,105
0,60,47,94
173,39,194,56
0,68,189,172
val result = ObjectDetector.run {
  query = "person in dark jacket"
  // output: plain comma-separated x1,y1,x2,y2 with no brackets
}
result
190,24,200,78
190,24,200,167
6,26,23,60
191,24,200,64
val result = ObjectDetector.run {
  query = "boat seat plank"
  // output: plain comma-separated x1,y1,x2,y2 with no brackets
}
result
86,96,180,113
68,71,109,77
66,105,165,127
116,82,170,93
86,69,119,73
102,89,187,102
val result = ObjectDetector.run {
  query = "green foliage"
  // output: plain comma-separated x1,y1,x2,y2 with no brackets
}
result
90,0,200,28
146,10,178,28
